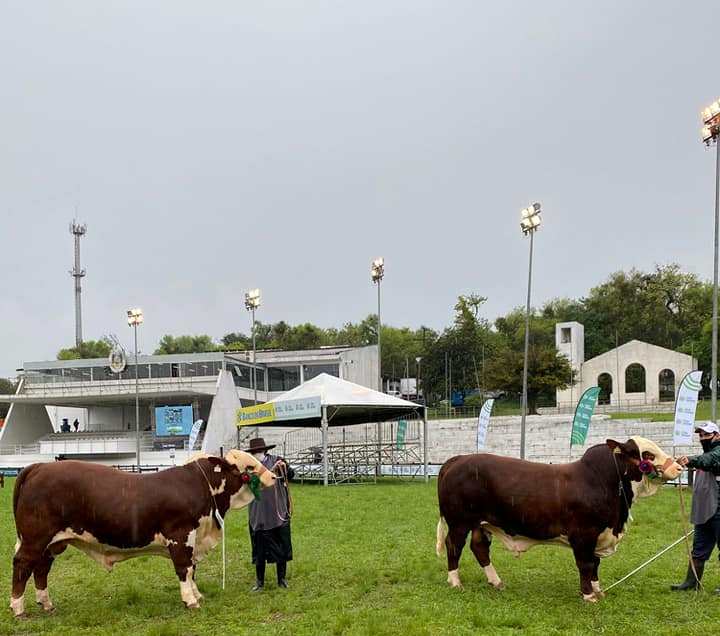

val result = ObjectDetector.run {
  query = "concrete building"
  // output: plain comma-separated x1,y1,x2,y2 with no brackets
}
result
555,322,697,407
0,345,378,468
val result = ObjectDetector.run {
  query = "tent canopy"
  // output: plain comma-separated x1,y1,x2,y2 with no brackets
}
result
267,373,423,427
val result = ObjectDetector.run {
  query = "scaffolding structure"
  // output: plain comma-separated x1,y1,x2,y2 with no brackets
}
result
283,419,424,485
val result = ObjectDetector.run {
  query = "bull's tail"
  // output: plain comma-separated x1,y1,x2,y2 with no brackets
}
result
12,464,36,519
436,516,448,556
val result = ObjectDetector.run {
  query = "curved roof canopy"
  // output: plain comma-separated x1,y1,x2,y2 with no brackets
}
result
267,373,423,427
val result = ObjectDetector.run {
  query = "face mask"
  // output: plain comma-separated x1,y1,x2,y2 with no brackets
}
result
253,452,265,461
701,439,716,453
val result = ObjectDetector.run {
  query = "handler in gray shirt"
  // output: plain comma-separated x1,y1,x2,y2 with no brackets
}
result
245,437,294,591
672,422,720,592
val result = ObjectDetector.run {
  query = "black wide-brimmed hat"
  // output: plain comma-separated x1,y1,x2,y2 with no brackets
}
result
243,437,276,454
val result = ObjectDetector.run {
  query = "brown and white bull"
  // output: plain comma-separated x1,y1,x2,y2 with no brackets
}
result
436,437,682,602
10,450,275,617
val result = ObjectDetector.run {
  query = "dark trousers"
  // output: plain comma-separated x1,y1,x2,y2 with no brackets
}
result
692,505,720,562
255,559,287,582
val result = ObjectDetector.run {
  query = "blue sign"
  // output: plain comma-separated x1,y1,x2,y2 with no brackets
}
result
155,406,193,436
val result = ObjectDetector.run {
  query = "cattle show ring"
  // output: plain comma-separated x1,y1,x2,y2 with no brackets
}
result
2,373,718,636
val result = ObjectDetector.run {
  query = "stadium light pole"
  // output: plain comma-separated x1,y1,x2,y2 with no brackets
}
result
702,100,720,423
416,356,422,403
519,203,542,460
127,308,144,471
371,257,385,478
371,257,385,392
245,289,262,405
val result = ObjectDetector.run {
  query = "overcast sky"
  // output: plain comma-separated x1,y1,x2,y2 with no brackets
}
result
1,1,719,377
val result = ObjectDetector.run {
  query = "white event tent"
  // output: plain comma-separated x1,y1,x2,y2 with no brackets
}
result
263,374,428,485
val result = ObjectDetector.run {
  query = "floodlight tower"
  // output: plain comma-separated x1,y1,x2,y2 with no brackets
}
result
69,221,87,346
702,99,720,423
245,289,262,404
371,257,385,392
519,203,542,460
127,307,144,470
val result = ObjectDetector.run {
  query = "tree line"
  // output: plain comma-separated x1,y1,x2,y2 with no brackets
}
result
49,264,715,413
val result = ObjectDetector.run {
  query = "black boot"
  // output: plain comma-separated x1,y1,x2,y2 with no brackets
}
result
252,561,265,592
277,561,289,588
670,560,704,591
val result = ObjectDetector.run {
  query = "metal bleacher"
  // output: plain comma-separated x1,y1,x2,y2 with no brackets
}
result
283,420,424,485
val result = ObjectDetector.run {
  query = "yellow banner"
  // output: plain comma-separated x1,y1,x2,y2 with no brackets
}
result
236,403,276,427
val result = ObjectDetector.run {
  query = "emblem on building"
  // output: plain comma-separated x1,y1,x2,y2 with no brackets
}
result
108,346,127,374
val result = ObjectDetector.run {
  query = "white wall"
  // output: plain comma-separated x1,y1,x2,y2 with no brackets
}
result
47,406,88,431
558,340,696,406
340,345,379,389
0,402,53,447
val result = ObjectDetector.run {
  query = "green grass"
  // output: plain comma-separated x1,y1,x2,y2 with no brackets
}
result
608,401,712,421
1,478,718,635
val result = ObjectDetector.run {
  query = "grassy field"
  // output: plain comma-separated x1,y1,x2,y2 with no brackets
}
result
0,478,719,636
608,401,712,421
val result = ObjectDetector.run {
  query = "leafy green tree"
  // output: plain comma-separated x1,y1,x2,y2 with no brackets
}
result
484,342,573,414
57,339,112,360
220,332,250,350
0,377,16,418
421,295,499,403
282,323,326,350
154,335,217,355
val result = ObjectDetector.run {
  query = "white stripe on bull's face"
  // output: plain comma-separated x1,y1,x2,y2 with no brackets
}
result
630,436,682,497
229,486,255,510
224,449,277,488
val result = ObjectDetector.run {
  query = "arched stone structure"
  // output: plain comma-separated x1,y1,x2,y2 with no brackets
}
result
658,369,675,402
555,337,697,408
598,373,613,405
625,363,646,394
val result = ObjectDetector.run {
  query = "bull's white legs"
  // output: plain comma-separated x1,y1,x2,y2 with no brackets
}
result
190,577,203,601
9,595,25,617
35,588,54,612
483,564,504,590
591,580,604,599
447,569,462,588
179,566,200,609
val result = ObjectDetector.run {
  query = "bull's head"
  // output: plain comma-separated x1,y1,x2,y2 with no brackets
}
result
224,449,277,509
606,436,682,497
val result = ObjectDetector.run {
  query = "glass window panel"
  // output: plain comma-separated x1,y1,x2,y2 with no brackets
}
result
268,366,300,392
303,364,339,381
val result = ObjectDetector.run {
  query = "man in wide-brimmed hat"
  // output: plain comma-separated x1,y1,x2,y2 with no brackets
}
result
244,437,294,591
672,422,720,592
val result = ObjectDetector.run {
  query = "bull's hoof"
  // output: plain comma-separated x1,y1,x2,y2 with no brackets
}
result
593,590,605,599
490,582,505,591
582,593,599,603
12,612,28,620
186,601,200,610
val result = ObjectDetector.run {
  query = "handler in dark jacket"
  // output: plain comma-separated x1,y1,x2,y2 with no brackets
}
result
672,422,720,592
245,437,294,591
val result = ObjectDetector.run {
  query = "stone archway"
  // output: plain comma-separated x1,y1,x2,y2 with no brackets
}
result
659,369,675,402
598,373,613,405
625,363,646,394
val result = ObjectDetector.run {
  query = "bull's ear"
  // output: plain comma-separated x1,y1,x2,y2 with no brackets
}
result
606,439,623,453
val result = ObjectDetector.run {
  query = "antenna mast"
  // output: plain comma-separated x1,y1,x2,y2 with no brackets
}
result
69,220,87,346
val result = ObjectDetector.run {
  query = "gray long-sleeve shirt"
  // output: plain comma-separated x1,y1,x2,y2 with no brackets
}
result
248,453,293,532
